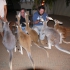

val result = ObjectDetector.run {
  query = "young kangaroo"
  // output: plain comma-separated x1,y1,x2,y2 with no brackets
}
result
54,19,70,44
41,20,70,54
2,21,16,70
24,13,49,57
16,15,35,69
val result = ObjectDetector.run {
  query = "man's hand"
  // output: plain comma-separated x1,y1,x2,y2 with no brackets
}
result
3,17,7,22
0,16,2,20
39,18,44,22
0,16,4,21
0,16,7,22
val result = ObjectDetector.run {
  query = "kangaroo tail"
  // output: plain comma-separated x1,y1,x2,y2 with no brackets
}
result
40,46,49,58
27,51,35,69
63,39,70,44
9,50,13,70
55,44,70,54
34,43,49,58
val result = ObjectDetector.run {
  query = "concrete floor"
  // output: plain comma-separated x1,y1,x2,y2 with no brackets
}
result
0,13,70,70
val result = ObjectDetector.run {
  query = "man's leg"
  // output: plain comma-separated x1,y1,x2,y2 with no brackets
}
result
33,25,46,45
0,20,3,38
39,25,46,45
32,26,39,35
40,31,46,45
22,26,26,32
0,32,3,37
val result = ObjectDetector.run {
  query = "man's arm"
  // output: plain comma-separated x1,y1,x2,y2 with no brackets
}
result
33,13,40,24
4,5,7,21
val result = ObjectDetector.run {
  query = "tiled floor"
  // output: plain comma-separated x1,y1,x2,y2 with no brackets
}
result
0,12,70,70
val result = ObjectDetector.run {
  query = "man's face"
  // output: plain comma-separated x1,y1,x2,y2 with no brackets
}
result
39,9,45,15
20,10,25,16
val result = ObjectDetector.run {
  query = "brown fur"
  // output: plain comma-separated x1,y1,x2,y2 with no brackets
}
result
54,19,70,44
18,25,31,52
25,22,39,46
9,21,17,34
9,21,16,31
16,15,35,69
54,23,67,38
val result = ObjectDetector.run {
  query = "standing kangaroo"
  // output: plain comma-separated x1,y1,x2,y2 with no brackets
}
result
16,15,35,69
41,20,70,54
2,21,16,70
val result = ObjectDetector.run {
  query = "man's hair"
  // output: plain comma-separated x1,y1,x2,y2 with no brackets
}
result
38,5,45,11
20,8,26,12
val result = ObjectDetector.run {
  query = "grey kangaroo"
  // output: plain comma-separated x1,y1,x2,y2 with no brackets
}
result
41,20,70,54
2,21,16,70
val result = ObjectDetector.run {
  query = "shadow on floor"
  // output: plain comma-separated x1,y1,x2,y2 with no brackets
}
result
18,68,52,70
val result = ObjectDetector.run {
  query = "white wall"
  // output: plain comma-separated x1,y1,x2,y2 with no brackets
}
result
20,2,53,14
54,0,70,17
45,5,54,14
20,2,33,9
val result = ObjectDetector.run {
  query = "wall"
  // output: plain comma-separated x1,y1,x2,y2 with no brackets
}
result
45,5,54,14
20,0,70,17
54,0,70,17
20,2,33,9
20,2,53,14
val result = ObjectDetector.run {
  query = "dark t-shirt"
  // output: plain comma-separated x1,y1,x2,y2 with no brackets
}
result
20,16,26,27
16,16,26,27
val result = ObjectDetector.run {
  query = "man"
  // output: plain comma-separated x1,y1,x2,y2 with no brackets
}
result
33,5,48,45
16,8,29,32
0,0,7,37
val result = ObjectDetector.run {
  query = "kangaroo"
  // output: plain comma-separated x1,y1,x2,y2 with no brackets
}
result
16,15,35,69
2,21,16,70
54,19,70,44
24,13,49,57
41,20,70,54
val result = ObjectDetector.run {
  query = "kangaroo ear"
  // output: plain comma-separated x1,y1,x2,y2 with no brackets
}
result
17,12,20,17
25,13,28,16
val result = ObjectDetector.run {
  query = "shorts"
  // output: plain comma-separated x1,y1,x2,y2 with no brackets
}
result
0,20,3,32
32,25,45,40
22,26,26,33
